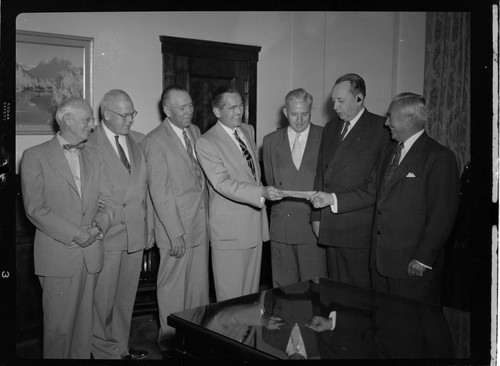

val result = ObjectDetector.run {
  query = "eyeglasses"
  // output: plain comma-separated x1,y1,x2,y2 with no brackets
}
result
107,109,138,119
168,103,194,113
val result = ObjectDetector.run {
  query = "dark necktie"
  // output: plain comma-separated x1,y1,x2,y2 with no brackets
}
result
183,129,203,185
62,143,84,150
339,121,351,141
234,129,256,179
384,143,404,185
114,135,131,173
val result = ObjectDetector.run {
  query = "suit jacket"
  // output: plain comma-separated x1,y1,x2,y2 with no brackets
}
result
86,124,151,253
20,136,115,277
263,124,322,245
338,133,460,279
195,122,269,250
141,120,208,249
311,109,390,248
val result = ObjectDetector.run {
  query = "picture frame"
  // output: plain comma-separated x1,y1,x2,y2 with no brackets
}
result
16,30,93,135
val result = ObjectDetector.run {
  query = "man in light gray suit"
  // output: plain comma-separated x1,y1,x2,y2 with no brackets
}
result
20,97,115,359
195,86,282,302
141,86,209,355
87,89,152,360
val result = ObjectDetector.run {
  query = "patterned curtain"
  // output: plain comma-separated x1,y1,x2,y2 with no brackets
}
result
423,12,470,174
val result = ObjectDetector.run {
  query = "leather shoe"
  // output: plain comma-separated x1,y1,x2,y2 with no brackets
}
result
122,349,149,360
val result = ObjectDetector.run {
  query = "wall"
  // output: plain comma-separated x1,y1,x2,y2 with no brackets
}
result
15,11,425,171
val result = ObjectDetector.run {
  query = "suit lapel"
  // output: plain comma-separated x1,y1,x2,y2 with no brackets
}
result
125,134,142,193
46,137,80,198
80,147,94,202
300,125,322,172
275,128,300,182
383,133,428,192
238,124,259,181
324,119,344,165
329,112,367,166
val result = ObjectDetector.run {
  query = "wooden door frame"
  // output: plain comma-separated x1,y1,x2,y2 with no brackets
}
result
160,35,261,134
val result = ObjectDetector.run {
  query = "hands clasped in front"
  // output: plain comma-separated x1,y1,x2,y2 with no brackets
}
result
69,224,100,249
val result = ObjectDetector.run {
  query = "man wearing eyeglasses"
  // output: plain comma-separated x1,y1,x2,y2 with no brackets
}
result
141,86,210,358
87,89,152,360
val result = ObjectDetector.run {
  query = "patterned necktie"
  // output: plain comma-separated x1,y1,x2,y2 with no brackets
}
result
291,133,302,170
234,129,256,179
115,135,131,173
339,121,351,141
385,143,404,185
183,129,203,185
62,143,84,150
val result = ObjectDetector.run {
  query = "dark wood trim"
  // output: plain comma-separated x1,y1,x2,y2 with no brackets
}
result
160,35,261,62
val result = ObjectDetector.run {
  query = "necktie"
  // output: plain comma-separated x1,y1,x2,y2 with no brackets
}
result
115,135,131,173
183,129,203,185
339,121,351,141
291,133,302,170
384,143,404,185
62,143,84,150
234,129,256,179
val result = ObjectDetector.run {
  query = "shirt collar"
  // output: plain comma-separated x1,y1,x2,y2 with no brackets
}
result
287,124,310,141
402,129,425,152
102,121,126,144
346,107,365,128
168,118,185,135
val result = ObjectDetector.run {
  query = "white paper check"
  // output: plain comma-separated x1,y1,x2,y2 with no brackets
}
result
280,190,316,199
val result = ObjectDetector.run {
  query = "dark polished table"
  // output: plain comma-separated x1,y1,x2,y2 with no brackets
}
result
167,277,464,360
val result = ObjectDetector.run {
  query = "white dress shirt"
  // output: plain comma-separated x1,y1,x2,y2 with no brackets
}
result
287,124,310,158
102,121,130,162
340,107,365,139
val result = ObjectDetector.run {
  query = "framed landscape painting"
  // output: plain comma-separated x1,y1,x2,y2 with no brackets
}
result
16,30,93,134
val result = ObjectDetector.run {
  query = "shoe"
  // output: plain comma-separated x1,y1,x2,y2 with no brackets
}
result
122,349,149,360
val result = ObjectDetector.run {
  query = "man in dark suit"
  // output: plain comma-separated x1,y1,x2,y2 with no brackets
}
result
311,73,390,289
87,89,151,360
311,93,459,304
263,88,327,287
141,86,210,355
20,97,115,358
195,86,282,301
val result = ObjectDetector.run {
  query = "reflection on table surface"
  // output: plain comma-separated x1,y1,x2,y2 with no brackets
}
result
170,277,455,359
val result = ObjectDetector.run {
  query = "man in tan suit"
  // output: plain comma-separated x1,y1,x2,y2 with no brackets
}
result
195,86,282,302
141,86,209,356
263,88,327,287
87,90,152,360
20,97,115,359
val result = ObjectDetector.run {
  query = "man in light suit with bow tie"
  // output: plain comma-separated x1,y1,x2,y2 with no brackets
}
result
141,86,210,356
87,89,152,360
263,88,327,287
311,93,459,304
20,97,115,358
195,86,282,302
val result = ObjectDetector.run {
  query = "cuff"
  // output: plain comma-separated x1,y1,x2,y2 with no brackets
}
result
416,260,432,270
329,193,338,214
328,311,337,330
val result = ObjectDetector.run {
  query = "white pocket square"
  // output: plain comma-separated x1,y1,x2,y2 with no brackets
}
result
406,172,416,178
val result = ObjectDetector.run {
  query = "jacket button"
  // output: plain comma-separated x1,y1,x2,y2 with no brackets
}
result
377,230,381,235
82,212,85,216
122,203,126,207
377,210,382,215
121,221,125,225
344,166,350,171
279,182,282,186
325,164,328,168
325,183,329,188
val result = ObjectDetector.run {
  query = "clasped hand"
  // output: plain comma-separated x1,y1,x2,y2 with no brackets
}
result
262,186,283,201
69,224,99,249
262,315,287,330
309,191,334,209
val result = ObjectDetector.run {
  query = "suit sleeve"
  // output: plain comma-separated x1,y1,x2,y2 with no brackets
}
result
92,158,116,234
141,136,185,243
335,163,378,213
310,130,326,222
20,149,80,245
414,149,459,265
195,137,264,208
262,135,275,187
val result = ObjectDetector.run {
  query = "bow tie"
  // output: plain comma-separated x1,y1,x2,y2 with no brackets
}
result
62,143,85,150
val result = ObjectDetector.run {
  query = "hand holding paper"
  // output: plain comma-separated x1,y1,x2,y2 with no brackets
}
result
280,190,316,199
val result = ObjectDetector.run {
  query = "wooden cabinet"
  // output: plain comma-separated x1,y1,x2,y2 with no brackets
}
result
160,35,261,135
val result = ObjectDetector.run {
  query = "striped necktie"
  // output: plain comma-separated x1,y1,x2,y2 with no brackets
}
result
183,129,203,185
234,129,256,179
384,143,403,185
339,121,351,141
115,135,131,173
